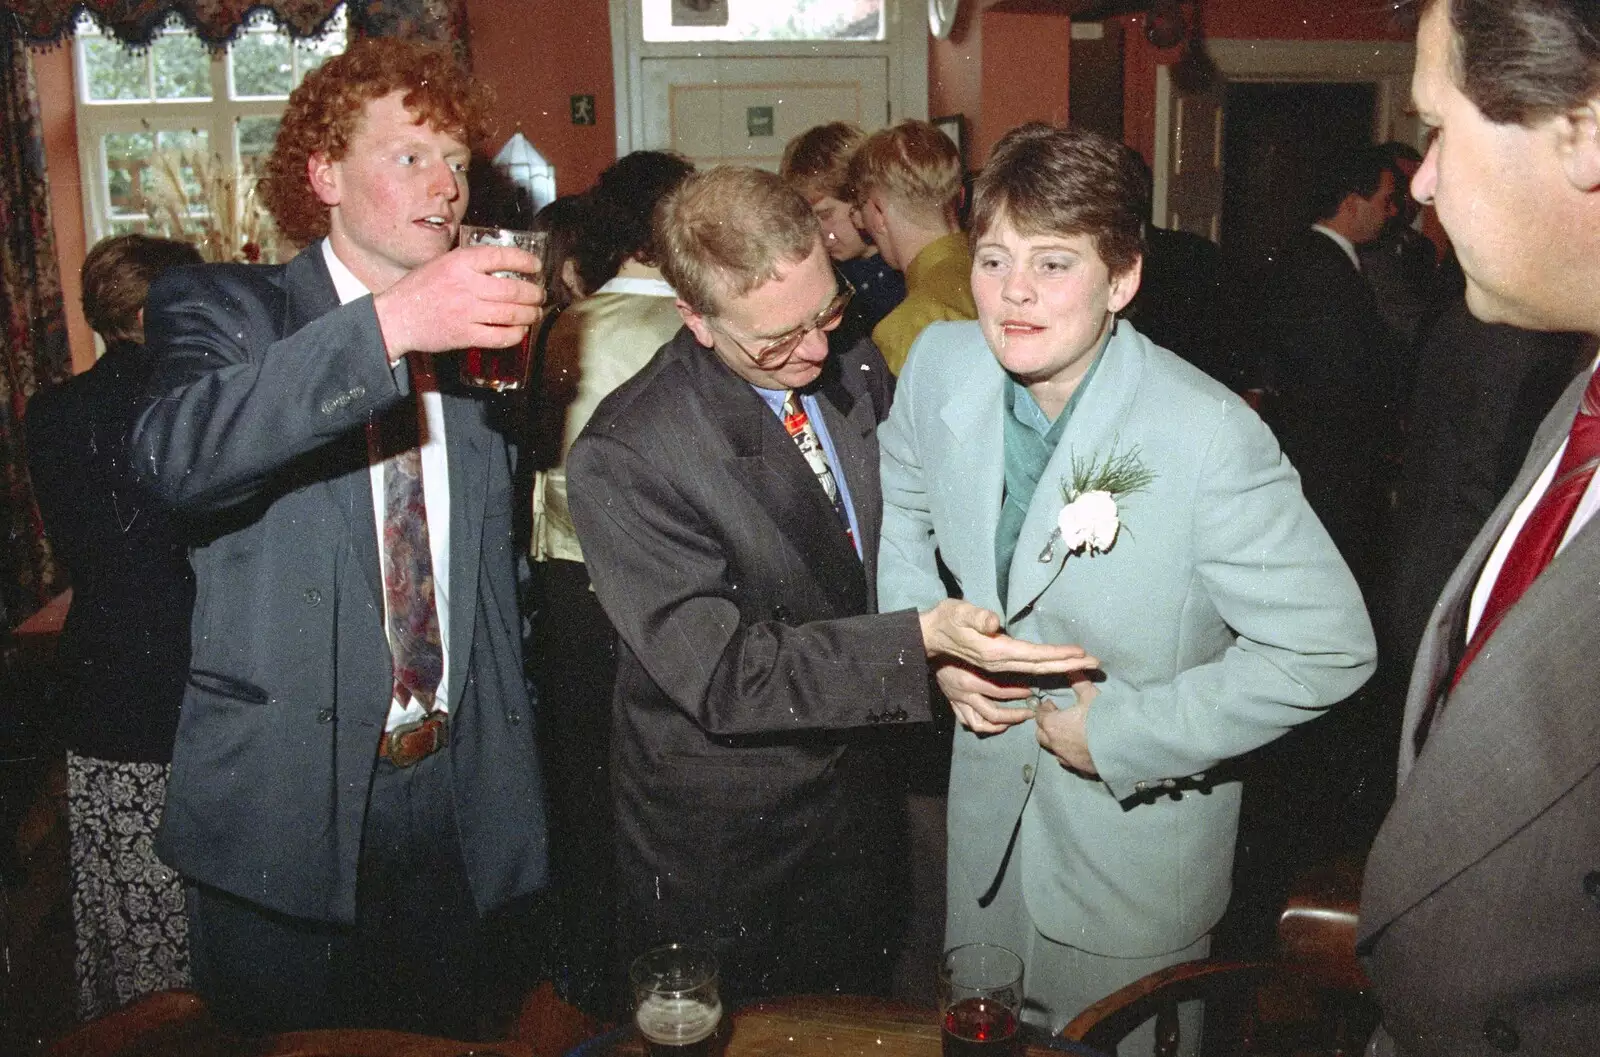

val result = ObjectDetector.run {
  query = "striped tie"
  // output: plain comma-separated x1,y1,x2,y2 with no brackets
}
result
781,391,854,548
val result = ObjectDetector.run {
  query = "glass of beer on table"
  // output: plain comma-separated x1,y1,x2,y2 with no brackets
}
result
630,943,722,1056
939,943,1024,1057
457,224,545,391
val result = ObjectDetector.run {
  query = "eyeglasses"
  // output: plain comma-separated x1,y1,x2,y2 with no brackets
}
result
709,279,855,368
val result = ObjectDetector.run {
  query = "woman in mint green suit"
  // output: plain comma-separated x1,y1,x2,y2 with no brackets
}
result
876,124,1376,1049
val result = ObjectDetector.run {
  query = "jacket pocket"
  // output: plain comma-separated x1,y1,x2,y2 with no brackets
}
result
188,668,270,705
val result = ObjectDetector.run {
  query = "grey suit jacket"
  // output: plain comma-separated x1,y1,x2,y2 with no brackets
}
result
567,329,930,943
1359,365,1600,1057
879,320,1375,957
131,245,548,924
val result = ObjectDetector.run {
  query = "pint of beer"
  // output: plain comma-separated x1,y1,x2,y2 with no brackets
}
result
630,943,722,1056
457,224,545,391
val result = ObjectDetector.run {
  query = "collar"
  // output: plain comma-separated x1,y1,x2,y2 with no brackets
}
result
320,239,371,305
596,275,676,298
904,231,970,287
1310,224,1361,272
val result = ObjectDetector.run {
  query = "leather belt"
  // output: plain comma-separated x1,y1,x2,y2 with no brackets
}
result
377,712,448,768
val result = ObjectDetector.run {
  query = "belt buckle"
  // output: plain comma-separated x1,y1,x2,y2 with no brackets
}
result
383,713,446,768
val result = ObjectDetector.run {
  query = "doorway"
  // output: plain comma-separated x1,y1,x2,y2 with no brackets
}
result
1153,38,1417,243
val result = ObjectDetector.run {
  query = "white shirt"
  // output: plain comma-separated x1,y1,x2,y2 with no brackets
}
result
321,240,453,730
1311,224,1361,272
1467,359,1600,640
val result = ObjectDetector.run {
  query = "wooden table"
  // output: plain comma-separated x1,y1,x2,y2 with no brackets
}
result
574,994,1106,1057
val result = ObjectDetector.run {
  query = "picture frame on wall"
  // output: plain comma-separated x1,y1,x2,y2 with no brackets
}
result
933,114,967,170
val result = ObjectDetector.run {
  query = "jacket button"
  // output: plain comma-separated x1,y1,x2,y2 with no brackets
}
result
1022,764,1034,783
772,604,792,622
506,711,522,726
304,588,322,606
1483,1016,1520,1052
1584,870,1600,906
316,708,334,723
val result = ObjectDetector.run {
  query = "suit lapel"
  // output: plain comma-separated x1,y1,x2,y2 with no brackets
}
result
813,356,882,599
938,357,1007,614
1398,367,1590,777
439,359,489,714
283,247,384,611
685,341,867,615
1004,328,1144,623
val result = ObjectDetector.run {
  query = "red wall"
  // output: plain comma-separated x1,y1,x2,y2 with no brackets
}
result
31,44,94,374
935,0,1412,166
465,0,617,198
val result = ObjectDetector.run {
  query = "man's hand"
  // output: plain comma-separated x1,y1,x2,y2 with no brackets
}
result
373,245,544,361
919,598,1097,674
934,663,1036,734
1035,677,1099,775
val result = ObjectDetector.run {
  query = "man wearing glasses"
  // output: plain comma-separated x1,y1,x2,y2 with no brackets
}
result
568,166,1093,1006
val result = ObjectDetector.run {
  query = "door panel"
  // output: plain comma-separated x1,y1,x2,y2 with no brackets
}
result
1165,81,1224,242
641,56,890,170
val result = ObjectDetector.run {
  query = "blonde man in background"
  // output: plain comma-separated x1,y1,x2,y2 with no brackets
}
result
780,121,906,340
847,119,975,372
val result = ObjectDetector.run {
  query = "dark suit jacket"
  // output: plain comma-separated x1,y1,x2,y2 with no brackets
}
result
1259,229,1398,587
1359,363,1600,1057
1123,224,1229,387
26,341,193,763
130,246,548,925
1383,303,1588,700
566,330,930,994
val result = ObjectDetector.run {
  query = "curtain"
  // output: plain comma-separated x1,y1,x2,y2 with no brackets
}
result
3,0,469,51
0,24,67,628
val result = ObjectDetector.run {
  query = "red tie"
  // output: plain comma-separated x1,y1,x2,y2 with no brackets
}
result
1453,368,1600,686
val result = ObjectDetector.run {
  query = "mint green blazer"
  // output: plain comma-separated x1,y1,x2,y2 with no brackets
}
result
878,320,1376,958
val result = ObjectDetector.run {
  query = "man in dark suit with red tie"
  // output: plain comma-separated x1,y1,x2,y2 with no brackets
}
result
1358,2,1600,1054
567,166,1094,1007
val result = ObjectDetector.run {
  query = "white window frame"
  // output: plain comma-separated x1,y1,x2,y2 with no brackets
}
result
608,0,928,158
72,9,346,245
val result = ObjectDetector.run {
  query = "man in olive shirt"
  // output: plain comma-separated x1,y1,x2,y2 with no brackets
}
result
848,120,975,372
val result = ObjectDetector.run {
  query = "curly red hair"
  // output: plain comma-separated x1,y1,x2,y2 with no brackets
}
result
260,36,493,248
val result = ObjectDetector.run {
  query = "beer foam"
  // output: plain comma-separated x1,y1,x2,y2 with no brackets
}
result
635,995,722,1045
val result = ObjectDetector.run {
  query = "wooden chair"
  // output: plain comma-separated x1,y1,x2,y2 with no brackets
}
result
1060,855,1377,1057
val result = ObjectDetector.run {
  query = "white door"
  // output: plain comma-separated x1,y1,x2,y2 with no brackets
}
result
1155,64,1224,241
640,56,890,170
610,0,927,167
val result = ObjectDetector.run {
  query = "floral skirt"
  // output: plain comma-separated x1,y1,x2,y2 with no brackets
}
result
67,753,190,1021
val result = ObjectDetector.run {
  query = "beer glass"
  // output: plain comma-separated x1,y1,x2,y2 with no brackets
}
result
938,943,1024,1057
630,943,722,1056
457,224,545,391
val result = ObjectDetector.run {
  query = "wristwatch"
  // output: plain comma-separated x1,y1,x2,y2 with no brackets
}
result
929,0,960,39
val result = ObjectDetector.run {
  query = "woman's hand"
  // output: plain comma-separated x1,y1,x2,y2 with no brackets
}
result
1035,676,1100,775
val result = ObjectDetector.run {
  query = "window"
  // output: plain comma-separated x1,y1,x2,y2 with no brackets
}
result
73,7,347,259
641,0,883,42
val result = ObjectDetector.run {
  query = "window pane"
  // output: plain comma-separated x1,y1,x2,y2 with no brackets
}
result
104,131,155,216
642,0,882,42
83,36,150,102
237,116,281,176
153,129,211,205
151,25,212,100
231,30,294,97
